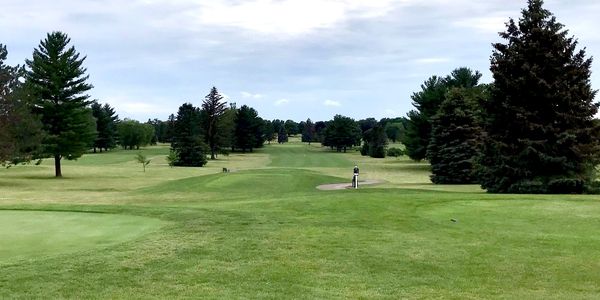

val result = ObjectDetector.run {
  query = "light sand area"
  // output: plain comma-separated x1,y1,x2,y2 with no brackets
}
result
317,179,384,190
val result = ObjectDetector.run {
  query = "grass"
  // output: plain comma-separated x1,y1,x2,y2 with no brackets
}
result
1,142,600,298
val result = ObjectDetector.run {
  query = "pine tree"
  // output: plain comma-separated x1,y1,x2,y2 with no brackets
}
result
25,32,97,177
91,101,118,152
403,68,482,161
478,0,600,193
170,103,207,166
302,118,315,145
428,87,484,184
0,44,43,165
233,105,262,152
201,87,227,159
402,76,447,161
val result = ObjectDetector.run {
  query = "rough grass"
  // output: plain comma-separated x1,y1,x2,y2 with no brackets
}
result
0,142,600,299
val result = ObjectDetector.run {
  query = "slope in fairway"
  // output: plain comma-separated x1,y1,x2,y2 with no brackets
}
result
0,210,163,263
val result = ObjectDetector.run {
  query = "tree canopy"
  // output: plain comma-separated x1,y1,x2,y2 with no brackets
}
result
25,32,97,177
403,68,482,161
170,103,208,167
201,87,228,159
478,0,600,193
0,43,43,165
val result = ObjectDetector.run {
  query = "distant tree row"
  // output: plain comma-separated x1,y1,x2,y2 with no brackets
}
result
402,0,600,194
168,88,268,167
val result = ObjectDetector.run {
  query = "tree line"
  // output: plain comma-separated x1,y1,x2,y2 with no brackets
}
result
2,0,598,194
401,0,600,193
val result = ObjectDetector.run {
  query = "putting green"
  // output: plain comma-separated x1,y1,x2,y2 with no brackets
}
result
0,210,163,263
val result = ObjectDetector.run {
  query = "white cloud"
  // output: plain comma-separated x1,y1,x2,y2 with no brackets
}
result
241,91,264,99
275,98,290,106
324,99,341,107
453,16,509,33
414,57,451,64
195,0,396,36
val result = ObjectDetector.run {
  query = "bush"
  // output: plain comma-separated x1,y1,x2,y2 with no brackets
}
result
387,147,404,158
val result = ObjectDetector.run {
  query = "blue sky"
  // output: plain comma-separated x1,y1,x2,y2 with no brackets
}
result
1,0,599,122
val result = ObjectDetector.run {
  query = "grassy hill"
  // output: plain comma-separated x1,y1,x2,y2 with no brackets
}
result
1,141,599,298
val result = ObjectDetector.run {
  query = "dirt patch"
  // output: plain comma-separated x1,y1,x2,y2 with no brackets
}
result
316,180,383,190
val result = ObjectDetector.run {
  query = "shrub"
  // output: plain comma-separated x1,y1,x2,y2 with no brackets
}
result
387,147,404,158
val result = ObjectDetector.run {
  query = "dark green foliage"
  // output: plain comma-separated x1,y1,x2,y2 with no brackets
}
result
314,121,327,143
91,101,118,152
284,119,298,136
358,118,378,136
0,44,43,166
387,147,404,157
170,103,208,167
117,119,154,150
322,115,361,153
403,69,482,161
402,76,447,161
302,118,315,144
427,88,483,184
165,114,176,143
277,128,288,144
385,122,405,143
478,0,600,194
147,118,169,144
362,124,388,158
201,87,228,159
264,120,275,144
272,119,285,135
233,105,264,152
25,32,97,177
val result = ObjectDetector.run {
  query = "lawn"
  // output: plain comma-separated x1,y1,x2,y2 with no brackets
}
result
1,141,599,299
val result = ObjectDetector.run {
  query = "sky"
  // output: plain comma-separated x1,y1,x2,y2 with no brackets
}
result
1,0,599,122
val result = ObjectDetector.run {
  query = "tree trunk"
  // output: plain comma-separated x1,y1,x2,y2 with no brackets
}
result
54,154,62,177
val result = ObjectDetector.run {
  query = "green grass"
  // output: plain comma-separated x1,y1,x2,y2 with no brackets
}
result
0,210,163,263
1,142,600,298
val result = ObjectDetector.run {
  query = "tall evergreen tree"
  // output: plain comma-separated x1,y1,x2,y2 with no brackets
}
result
165,113,176,143
264,120,275,144
302,118,315,145
91,101,118,152
402,76,447,161
233,105,262,152
428,87,484,184
201,87,227,159
25,32,97,177
478,0,600,193
403,68,482,161
0,44,43,165
170,103,207,166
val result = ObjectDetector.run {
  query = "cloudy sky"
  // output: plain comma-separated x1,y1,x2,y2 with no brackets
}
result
1,0,599,122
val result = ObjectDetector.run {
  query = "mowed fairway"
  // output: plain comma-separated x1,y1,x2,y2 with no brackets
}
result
1,141,600,298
